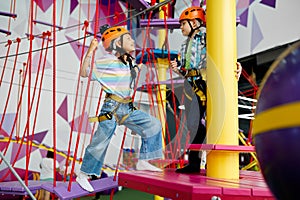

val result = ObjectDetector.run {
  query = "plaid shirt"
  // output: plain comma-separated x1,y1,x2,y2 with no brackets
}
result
179,29,207,75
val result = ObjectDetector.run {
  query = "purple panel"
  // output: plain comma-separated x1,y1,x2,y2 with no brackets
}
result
70,0,79,14
260,0,276,8
53,176,118,199
250,13,263,52
0,180,43,192
256,46,300,113
58,96,68,121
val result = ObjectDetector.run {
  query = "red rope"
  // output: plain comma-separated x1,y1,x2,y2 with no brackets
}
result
0,38,21,132
52,0,57,187
0,40,12,86
67,22,90,191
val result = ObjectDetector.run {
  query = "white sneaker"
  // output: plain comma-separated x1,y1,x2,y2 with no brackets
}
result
76,172,94,192
136,160,162,172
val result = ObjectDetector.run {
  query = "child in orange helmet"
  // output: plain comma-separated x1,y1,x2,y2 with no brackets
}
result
170,6,242,173
76,25,163,192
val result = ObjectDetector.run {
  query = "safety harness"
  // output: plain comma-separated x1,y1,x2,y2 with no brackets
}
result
89,93,137,124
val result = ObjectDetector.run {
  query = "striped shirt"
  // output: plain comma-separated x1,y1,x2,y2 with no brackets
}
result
86,54,133,98
179,29,207,80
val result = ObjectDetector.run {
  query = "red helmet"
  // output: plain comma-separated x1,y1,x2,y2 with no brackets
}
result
101,26,130,50
179,6,206,23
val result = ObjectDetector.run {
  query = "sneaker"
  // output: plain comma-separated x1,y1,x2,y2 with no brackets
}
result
136,160,162,172
76,172,94,192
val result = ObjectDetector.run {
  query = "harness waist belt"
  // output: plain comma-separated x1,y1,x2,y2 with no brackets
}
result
105,93,132,103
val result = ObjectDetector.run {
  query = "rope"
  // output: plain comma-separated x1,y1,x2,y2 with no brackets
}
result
52,0,58,187
68,21,91,192
0,39,13,86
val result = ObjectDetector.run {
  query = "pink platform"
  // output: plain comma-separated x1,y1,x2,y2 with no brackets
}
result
118,169,275,200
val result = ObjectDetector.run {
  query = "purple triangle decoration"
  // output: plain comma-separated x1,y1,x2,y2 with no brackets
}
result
65,35,87,60
69,112,92,134
11,142,26,163
58,96,68,121
32,130,48,144
239,8,249,27
0,113,16,136
260,0,276,8
251,13,264,52
34,0,53,13
70,0,79,14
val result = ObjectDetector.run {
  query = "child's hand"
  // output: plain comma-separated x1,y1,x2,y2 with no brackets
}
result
235,62,242,80
170,58,179,74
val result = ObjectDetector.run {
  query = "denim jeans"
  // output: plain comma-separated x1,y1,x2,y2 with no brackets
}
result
80,99,163,176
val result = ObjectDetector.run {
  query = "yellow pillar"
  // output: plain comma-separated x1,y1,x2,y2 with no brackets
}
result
206,0,239,179
154,1,168,200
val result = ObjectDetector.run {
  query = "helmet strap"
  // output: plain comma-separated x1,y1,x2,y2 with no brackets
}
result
187,20,201,38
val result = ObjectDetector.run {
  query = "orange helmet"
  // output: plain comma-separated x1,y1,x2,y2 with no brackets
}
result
179,6,206,23
101,26,130,50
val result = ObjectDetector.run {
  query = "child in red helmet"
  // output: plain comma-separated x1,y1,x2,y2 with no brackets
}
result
170,6,242,173
76,25,163,192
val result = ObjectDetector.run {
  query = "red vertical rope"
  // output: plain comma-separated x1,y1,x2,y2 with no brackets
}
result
52,0,57,187
0,58,29,173
67,23,89,190
0,40,12,86
24,0,35,185
0,38,21,132
31,32,51,152
63,21,89,182
16,69,23,140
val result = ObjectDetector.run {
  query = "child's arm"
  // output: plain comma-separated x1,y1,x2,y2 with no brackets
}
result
80,38,98,77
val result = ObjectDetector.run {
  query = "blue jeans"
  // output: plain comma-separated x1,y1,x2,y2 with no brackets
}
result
80,99,163,176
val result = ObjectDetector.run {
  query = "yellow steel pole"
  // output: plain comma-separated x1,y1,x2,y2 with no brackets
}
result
206,0,239,179
154,2,168,200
